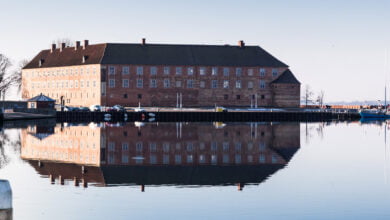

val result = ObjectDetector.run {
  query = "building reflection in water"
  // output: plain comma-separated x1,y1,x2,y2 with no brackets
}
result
21,122,300,191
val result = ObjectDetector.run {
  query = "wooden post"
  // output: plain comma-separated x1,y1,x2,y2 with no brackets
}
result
141,184,145,192
73,177,79,187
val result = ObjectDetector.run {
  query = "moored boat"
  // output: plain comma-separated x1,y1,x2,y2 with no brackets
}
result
359,109,390,118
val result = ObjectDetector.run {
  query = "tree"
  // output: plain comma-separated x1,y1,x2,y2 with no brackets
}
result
0,54,12,101
316,90,325,107
302,85,313,107
8,59,29,92
53,38,74,47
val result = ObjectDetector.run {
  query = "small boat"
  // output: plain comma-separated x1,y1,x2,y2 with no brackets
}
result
359,108,390,118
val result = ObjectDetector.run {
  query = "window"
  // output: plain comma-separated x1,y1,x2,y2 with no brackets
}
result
260,80,266,89
236,80,241,89
75,81,78,88
150,66,157,75
260,68,266,76
176,67,182,75
137,66,143,75
93,81,96,87
109,66,115,75
137,94,142,99
236,95,241,100
248,81,254,89
212,67,218,76
137,79,143,88
223,80,229,89
164,66,170,75
211,80,218,88
236,68,242,76
122,143,129,151
272,68,278,77
164,79,170,88
80,81,83,88
261,94,265,99
122,66,129,74
150,79,157,88
200,81,205,88
223,67,229,76
122,79,129,88
187,79,194,88
109,79,115,88
248,69,254,76
199,67,206,75
224,94,228,100
123,94,128,98
187,67,194,75
176,80,182,88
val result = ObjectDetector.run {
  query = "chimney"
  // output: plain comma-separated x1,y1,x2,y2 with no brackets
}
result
141,38,146,45
83,40,89,50
60,43,66,52
75,41,81,50
238,40,245,48
50,44,56,53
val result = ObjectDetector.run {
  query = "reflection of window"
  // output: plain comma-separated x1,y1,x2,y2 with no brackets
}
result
199,67,206,75
163,155,169,164
259,154,265,163
223,80,229,89
164,67,170,75
211,155,217,164
199,155,206,163
163,143,170,152
187,67,194,75
150,155,157,164
235,154,241,164
223,68,229,76
259,142,266,151
211,142,217,151
187,155,193,163
175,155,181,164
211,80,218,88
223,154,229,163
272,154,278,164
136,142,143,152
212,67,218,76
149,143,157,152
122,155,129,163
223,142,229,152
150,66,157,75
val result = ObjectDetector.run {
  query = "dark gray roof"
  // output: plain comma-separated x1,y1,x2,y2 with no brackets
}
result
28,94,55,102
101,43,288,67
271,69,301,84
24,42,289,69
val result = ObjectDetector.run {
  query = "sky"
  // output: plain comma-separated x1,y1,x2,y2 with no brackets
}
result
0,0,389,102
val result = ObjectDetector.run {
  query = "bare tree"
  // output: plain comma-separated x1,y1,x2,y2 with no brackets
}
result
53,38,74,47
302,85,313,107
316,90,325,107
0,54,12,101
7,59,29,92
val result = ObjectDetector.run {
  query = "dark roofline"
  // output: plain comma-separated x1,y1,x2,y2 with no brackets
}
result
23,42,289,69
271,69,301,84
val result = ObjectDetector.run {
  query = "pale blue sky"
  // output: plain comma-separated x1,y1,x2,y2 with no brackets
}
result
1,0,389,102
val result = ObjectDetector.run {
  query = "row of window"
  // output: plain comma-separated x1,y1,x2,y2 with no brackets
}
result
31,80,97,89
107,154,279,165
108,66,279,77
109,141,267,152
24,67,97,78
109,79,267,89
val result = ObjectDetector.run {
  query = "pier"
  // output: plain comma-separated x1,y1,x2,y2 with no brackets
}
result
56,110,360,123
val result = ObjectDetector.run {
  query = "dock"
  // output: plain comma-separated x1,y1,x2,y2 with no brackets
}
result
56,110,360,123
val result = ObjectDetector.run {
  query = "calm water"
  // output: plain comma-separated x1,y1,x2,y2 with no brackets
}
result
1,120,390,219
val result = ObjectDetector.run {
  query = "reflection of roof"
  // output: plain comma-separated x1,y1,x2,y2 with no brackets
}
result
28,94,55,102
102,165,286,186
26,160,105,186
271,69,300,84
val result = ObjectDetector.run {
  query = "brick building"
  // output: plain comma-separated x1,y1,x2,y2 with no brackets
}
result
22,39,300,107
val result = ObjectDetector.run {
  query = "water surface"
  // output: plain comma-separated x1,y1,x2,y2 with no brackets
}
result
0,120,389,219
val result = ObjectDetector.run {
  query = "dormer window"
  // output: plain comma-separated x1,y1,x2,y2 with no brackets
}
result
38,59,44,67
82,55,88,63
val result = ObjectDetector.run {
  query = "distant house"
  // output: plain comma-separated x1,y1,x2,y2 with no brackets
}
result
22,39,301,107
27,93,55,109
